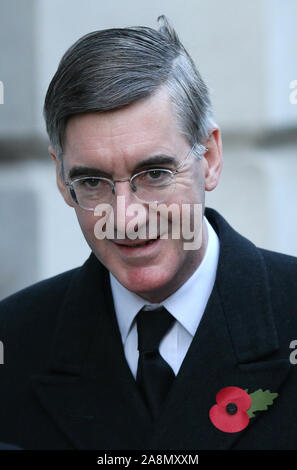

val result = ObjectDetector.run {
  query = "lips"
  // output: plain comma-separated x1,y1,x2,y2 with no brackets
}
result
113,236,159,248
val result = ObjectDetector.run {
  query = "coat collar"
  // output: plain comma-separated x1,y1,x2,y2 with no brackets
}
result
206,207,279,363
31,208,291,449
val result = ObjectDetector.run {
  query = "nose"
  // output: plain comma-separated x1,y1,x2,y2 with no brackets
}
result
112,180,148,239
112,179,135,206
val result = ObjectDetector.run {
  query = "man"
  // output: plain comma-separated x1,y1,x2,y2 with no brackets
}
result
0,15,296,450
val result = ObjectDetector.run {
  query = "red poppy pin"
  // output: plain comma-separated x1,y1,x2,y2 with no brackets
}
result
209,386,278,433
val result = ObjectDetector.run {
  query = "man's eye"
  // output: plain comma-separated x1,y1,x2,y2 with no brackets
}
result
78,178,102,189
147,170,164,179
135,169,172,187
86,178,101,187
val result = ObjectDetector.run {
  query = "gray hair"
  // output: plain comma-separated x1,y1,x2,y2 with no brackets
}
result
43,15,217,167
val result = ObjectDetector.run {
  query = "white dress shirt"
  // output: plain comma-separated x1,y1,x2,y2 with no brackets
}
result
109,216,220,379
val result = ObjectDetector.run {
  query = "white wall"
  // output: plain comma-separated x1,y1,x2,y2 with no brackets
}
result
264,0,297,128
0,161,90,299
2,0,297,137
0,0,37,136
35,0,297,137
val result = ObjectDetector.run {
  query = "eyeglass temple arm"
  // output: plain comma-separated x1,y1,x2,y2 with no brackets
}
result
174,143,208,174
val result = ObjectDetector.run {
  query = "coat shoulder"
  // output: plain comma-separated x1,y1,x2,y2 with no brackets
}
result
0,267,78,319
259,247,297,335
0,267,79,357
260,247,297,290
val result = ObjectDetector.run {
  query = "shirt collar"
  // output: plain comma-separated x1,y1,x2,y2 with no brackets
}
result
109,216,220,343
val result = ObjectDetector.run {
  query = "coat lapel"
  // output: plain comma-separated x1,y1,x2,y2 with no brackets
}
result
31,208,292,450
31,254,154,449
144,285,291,450
144,208,292,450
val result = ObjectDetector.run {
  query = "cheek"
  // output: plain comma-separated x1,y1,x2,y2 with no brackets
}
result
75,210,118,260
168,178,204,209
75,209,99,241
175,170,205,202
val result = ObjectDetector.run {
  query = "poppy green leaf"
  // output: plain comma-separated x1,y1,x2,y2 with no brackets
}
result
247,389,278,419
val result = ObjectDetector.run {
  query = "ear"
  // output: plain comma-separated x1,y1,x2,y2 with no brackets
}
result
49,146,75,207
202,128,223,191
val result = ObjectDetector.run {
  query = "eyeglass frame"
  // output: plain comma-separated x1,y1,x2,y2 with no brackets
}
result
65,142,208,211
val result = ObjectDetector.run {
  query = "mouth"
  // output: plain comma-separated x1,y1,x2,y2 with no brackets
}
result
113,235,160,248
114,237,159,248
111,235,161,256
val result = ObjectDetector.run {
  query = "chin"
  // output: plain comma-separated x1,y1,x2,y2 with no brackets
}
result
90,238,183,299
115,263,175,298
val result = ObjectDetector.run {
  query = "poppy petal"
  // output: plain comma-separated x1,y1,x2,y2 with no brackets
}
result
216,386,251,411
209,404,250,433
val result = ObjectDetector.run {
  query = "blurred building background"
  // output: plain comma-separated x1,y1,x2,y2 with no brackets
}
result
0,0,296,300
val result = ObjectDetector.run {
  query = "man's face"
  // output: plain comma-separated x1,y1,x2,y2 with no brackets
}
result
53,88,222,302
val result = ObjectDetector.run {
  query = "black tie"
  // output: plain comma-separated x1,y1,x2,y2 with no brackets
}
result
136,306,175,420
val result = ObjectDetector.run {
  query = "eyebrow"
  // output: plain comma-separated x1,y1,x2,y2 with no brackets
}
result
67,154,178,180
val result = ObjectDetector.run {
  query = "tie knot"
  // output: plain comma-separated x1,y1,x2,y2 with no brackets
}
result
136,306,174,353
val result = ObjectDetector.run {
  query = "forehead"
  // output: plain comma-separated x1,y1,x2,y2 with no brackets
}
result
63,88,185,171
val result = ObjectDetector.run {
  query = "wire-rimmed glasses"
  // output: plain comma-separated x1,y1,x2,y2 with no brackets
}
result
65,143,207,211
